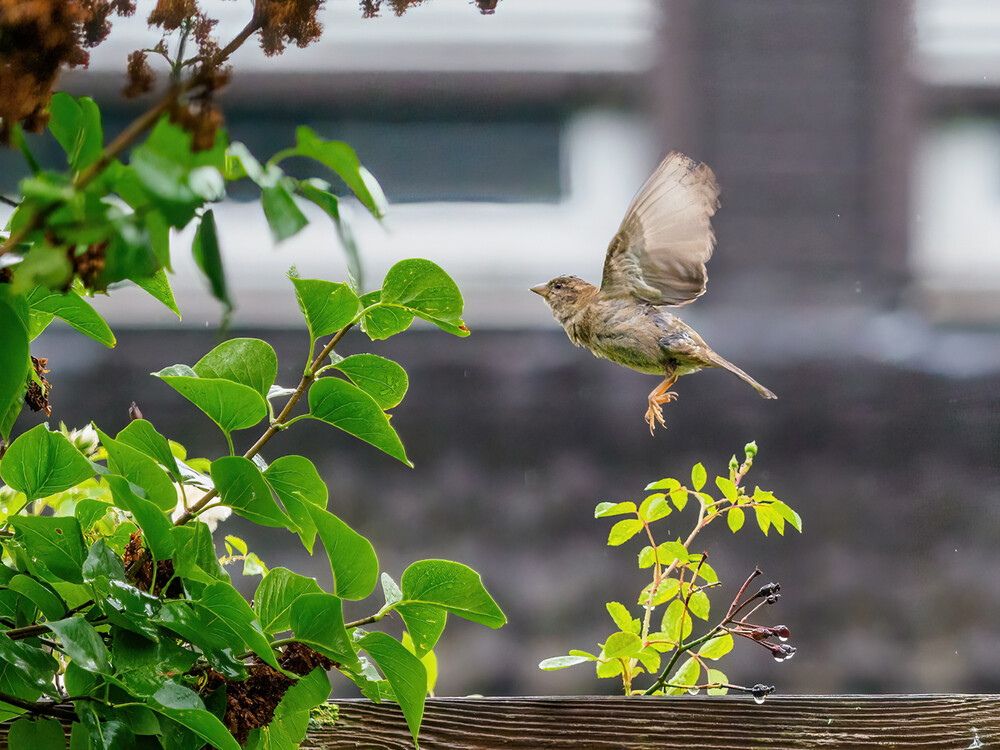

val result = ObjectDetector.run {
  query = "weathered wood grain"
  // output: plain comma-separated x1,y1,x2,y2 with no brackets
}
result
302,695,999,749
2,696,996,749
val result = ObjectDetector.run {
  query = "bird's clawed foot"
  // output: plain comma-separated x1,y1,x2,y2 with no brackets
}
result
645,379,678,435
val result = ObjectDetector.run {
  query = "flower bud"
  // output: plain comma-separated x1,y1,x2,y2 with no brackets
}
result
754,582,780,599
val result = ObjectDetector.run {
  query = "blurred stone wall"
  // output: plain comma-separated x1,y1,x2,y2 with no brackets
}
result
28,322,1000,696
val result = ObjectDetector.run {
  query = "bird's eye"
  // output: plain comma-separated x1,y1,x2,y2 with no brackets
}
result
553,282,563,290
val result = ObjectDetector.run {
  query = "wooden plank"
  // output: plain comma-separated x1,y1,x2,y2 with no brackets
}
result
1,695,996,748
304,695,1000,749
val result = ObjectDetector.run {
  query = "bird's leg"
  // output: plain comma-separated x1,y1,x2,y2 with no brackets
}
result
645,375,678,434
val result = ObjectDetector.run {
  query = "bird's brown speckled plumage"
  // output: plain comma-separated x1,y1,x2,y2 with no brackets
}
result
532,152,775,433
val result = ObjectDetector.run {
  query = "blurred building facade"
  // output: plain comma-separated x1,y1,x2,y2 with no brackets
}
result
9,0,1000,696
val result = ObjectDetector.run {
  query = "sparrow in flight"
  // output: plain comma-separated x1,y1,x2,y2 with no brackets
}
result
532,152,776,434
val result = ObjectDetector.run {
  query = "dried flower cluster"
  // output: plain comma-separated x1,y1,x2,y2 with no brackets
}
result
207,642,336,744
0,0,134,142
361,0,498,17
259,0,325,56
24,355,51,417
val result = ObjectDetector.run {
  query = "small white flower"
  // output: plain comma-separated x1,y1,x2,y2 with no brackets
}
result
170,482,231,533
65,424,100,458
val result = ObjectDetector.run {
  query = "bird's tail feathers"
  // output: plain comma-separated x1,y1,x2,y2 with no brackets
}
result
709,354,777,399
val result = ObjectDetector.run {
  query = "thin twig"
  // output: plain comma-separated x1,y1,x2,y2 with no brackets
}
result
644,567,763,696
0,691,77,720
175,322,355,525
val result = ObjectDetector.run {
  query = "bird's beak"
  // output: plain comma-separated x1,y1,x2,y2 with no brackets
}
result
530,283,548,297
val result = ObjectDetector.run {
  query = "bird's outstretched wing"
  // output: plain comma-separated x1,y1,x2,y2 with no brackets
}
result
600,152,721,306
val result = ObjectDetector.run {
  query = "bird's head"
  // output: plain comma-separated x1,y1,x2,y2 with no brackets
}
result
531,276,598,325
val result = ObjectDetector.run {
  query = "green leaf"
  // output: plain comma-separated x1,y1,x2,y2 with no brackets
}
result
211,456,291,529
308,377,410,466
638,493,671,523
687,590,710,620
603,631,642,660
289,277,361,342
196,582,283,673
262,455,328,553
594,501,636,518
48,93,103,171
727,507,745,532
359,304,414,341
273,127,387,218
258,667,331,750
706,667,729,695
115,419,181,480
715,476,738,502
690,462,707,491
253,567,324,636
695,560,719,585
660,599,692,643
669,488,689,512
644,477,680,492
193,338,278,400
8,515,86,583
82,539,126,583
699,631,734,660
153,601,233,668
768,498,803,532
595,658,624,679
0,424,94,500
667,656,700,694
636,645,661,674
133,266,181,318
333,354,408,410
0,293,30,442
605,602,638,634
192,209,231,310
755,505,773,536
262,184,309,241
6,574,66,620
75,498,111,532
359,632,426,744
288,593,358,668
130,117,226,226
395,603,446,659
381,572,403,607
150,682,242,750
308,506,378,600
104,475,174,559
226,141,272,184
0,661,40,722
538,654,591,670
0,633,58,691
46,616,110,674
607,518,642,546
8,716,65,750
26,289,115,347
153,365,267,438
98,428,177,511
77,713,134,750
96,579,162,641
170,523,229,584
375,258,468,337
399,560,505,628
655,540,689,566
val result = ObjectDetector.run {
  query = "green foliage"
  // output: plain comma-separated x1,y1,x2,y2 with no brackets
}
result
540,443,799,697
0,87,504,748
